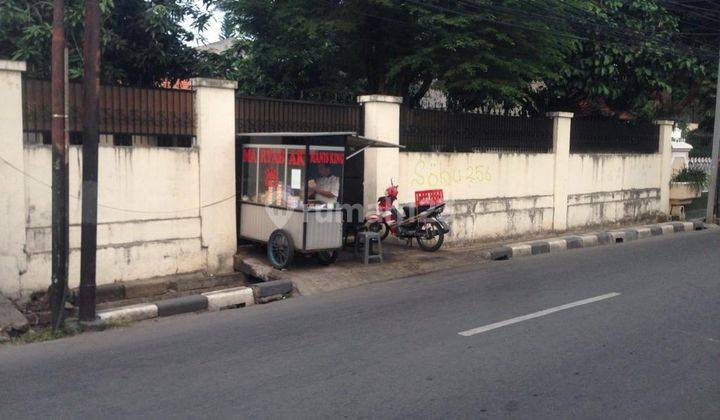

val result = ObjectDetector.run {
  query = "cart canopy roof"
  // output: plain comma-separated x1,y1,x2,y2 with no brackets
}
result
237,132,404,150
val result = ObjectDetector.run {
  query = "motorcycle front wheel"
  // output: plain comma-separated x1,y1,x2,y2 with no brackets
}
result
417,221,444,252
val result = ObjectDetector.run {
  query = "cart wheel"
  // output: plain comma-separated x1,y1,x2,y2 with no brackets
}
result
315,250,339,265
267,229,294,269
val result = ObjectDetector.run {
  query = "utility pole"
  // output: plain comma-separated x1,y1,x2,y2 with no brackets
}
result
79,0,100,322
49,0,68,331
706,47,720,224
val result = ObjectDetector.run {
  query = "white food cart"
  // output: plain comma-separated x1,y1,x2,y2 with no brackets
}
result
236,132,401,269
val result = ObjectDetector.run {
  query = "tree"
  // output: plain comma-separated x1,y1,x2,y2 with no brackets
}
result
661,0,719,125
532,0,718,120
0,0,209,86
214,0,582,107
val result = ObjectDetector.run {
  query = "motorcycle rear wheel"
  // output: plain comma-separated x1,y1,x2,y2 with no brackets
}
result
417,221,444,252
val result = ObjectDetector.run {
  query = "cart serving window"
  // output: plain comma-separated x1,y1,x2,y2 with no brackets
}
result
236,132,402,269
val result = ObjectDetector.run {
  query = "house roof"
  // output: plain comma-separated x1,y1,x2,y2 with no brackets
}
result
195,37,238,54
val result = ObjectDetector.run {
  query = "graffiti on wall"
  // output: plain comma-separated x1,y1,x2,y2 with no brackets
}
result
410,158,492,187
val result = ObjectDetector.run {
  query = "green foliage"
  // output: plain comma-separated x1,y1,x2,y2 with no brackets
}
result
672,167,709,192
212,0,717,120
0,0,208,86
213,0,580,107
533,0,717,120
1,0,717,122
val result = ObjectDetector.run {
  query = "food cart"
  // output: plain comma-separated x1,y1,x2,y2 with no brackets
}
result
236,132,402,269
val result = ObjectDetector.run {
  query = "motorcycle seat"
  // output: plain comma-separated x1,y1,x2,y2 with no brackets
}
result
403,204,431,218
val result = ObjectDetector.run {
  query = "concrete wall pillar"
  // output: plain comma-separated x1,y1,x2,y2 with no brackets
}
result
656,120,674,214
357,95,402,213
191,78,238,274
670,140,693,173
0,61,27,297
547,112,573,232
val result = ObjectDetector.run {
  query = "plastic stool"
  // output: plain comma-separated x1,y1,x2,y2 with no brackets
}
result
354,231,383,264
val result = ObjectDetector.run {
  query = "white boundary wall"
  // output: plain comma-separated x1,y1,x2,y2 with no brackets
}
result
566,154,663,228
0,60,674,297
0,62,237,298
21,145,205,293
398,152,555,242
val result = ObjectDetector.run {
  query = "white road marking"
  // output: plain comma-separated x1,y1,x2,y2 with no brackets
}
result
458,292,621,337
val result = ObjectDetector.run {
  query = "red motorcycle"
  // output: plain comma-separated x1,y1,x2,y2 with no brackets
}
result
366,182,450,252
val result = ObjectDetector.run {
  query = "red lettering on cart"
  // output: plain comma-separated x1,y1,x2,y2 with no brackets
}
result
310,151,344,165
288,150,305,166
242,148,257,162
259,148,285,164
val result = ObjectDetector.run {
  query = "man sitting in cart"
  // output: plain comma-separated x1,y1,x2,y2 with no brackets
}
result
308,163,340,206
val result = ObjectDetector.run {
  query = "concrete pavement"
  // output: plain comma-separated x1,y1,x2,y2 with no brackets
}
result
1,230,719,419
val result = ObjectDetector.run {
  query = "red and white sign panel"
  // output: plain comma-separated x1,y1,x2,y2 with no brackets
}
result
415,189,444,207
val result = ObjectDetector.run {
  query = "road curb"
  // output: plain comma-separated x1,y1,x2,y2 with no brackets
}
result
250,280,294,303
203,287,255,311
94,283,286,327
97,303,158,325
156,295,209,317
486,221,706,261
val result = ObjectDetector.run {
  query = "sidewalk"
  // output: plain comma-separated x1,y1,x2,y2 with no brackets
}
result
235,219,710,296
236,239,494,296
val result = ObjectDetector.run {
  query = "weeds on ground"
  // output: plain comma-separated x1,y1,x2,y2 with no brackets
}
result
3,318,135,345
6,327,74,345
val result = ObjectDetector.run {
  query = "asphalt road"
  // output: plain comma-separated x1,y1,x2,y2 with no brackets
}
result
2,230,719,419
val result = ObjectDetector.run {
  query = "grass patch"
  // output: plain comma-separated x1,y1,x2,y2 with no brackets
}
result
2,318,138,345
6,327,72,345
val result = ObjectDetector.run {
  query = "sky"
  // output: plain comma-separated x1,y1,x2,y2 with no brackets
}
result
181,0,225,47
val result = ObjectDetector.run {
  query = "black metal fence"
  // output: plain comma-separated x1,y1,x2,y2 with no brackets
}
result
400,106,554,153
570,118,659,154
22,78,195,137
236,96,363,134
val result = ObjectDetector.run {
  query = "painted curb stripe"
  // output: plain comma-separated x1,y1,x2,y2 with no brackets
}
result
564,236,583,249
156,295,209,317
251,279,295,298
649,225,663,236
579,235,598,247
530,242,550,255
623,229,638,241
509,244,532,257
97,303,158,323
547,239,567,252
660,224,675,235
670,222,685,232
596,232,612,245
635,227,651,239
486,222,705,262
202,287,255,311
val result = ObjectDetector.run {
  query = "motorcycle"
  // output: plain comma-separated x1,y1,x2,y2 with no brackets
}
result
366,181,450,252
